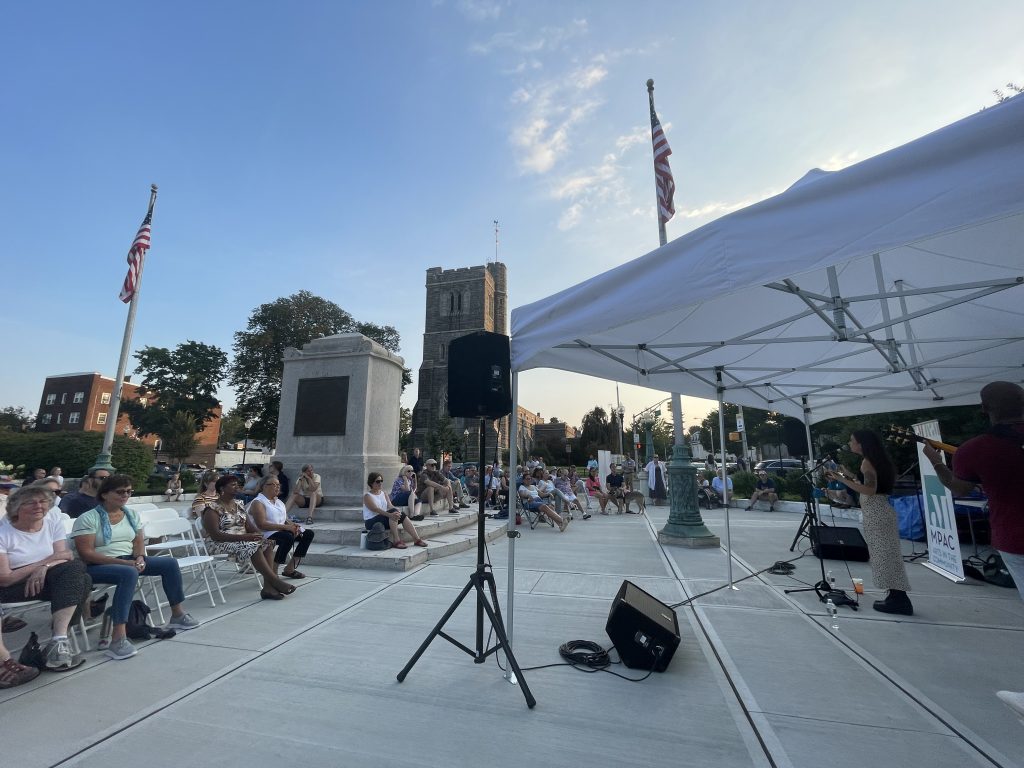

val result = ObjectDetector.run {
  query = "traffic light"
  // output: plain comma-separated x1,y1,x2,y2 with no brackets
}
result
635,443,641,450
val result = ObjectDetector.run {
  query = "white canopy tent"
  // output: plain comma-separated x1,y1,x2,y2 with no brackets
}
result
511,96,1024,424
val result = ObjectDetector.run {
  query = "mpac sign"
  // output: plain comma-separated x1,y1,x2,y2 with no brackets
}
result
915,420,965,583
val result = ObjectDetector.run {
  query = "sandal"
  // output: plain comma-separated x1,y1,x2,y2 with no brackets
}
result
282,570,306,579
304,517,314,525
411,514,425,521
260,589,284,600
414,539,428,547
276,583,297,594
392,541,407,549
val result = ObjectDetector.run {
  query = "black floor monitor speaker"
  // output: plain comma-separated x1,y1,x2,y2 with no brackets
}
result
606,580,681,672
447,332,512,419
811,525,870,562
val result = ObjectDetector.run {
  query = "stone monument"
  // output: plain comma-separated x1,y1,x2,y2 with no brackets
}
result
273,333,404,505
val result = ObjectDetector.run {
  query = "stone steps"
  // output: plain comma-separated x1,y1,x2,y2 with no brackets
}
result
304,509,479,546
304,499,467,523
301,514,508,571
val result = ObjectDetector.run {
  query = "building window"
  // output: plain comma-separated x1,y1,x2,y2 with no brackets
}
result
45,393,56,405
97,412,108,425
439,344,446,361
41,414,52,424
100,392,111,405
56,413,62,424
73,391,84,403
61,393,68,404
69,412,81,424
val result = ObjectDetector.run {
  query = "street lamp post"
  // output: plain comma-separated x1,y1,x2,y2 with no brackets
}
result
463,428,470,462
565,440,572,468
241,418,254,466
616,404,625,457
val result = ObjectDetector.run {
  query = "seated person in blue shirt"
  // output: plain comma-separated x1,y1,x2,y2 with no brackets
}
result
605,466,626,513
711,470,733,504
746,470,778,511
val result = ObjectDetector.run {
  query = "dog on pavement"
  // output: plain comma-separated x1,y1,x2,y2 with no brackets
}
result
623,490,646,514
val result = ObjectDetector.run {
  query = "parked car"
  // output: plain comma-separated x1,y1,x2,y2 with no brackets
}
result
753,459,804,475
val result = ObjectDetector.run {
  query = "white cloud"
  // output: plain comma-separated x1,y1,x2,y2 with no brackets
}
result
615,125,648,154
508,76,604,174
559,203,584,230
572,63,607,89
510,87,531,105
820,150,860,171
470,19,588,55
457,0,502,21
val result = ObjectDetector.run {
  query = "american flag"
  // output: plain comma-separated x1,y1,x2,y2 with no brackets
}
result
119,211,152,303
649,103,676,225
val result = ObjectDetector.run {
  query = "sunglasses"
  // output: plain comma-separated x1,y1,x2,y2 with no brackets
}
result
372,478,383,484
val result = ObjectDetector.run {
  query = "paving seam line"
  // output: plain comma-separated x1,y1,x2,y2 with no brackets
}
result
728,548,1016,768
644,514,792,768
50,564,429,768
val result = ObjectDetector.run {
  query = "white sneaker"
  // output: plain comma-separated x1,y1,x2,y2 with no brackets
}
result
105,637,137,660
167,613,199,631
996,690,1024,720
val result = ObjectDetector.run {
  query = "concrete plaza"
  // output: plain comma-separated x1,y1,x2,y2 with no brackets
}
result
3,502,1022,767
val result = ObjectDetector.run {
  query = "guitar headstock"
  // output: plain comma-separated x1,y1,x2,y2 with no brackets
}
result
885,425,918,446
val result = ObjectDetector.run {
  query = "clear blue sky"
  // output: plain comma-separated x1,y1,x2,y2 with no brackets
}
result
2,1,1020,432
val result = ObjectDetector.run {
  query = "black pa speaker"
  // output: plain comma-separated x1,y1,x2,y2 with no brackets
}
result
447,332,512,420
782,418,808,458
605,580,681,672
811,525,870,562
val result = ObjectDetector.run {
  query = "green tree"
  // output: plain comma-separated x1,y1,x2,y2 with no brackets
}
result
427,414,457,459
229,291,409,445
218,407,249,446
0,406,34,432
162,411,199,468
398,407,412,452
122,341,227,438
579,406,611,456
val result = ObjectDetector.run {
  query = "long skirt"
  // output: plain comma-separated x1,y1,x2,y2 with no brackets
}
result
860,494,911,591
650,467,667,502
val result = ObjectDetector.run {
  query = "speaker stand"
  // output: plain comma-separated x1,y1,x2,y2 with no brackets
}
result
397,419,536,708
784,487,858,609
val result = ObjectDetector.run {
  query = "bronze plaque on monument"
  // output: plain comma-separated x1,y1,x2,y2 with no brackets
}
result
294,376,348,436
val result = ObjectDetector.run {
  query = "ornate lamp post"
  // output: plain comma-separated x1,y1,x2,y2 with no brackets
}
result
241,418,254,466
565,439,572,468
463,428,470,462
659,395,719,548
616,404,625,456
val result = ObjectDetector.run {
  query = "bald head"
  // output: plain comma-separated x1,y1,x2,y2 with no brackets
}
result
980,381,1024,423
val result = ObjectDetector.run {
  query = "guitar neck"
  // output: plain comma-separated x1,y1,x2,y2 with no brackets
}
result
910,434,958,455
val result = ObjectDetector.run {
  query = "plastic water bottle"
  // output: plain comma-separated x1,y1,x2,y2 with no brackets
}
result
826,598,839,630
827,569,836,590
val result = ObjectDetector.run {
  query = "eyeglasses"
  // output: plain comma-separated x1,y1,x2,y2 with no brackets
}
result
113,488,133,496
372,479,383,484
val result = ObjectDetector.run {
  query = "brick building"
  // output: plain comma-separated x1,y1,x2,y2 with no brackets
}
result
36,373,221,467
411,262,512,461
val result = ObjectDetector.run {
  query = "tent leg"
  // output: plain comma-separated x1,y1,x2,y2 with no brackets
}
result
716,371,736,589
505,372,519,684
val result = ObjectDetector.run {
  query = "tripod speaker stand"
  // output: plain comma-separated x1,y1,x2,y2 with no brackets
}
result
785,463,859,609
396,418,536,708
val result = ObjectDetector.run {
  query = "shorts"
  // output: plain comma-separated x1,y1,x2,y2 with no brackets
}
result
526,500,545,511
392,491,412,506
364,512,406,531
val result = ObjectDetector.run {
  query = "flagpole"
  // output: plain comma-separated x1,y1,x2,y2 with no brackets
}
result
94,184,158,471
647,79,668,248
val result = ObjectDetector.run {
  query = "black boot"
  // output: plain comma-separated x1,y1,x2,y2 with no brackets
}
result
872,589,913,616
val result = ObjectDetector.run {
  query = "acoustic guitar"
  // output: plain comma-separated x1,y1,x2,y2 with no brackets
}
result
885,425,958,455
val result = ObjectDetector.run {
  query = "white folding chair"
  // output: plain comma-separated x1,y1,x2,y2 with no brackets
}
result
128,502,160,514
142,517,225,609
192,516,263,592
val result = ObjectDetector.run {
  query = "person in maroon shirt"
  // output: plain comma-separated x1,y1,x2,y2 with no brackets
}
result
923,381,1024,721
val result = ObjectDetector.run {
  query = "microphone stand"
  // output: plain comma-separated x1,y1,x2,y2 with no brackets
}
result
786,457,859,610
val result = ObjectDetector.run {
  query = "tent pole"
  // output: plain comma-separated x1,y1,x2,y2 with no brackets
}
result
716,369,735,589
505,371,519,684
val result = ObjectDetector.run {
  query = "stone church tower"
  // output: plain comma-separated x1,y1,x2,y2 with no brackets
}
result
411,262,508,461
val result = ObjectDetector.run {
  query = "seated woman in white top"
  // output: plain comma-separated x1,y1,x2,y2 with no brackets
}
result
246,475,314,580
0,485,92,671
363,472,427,549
